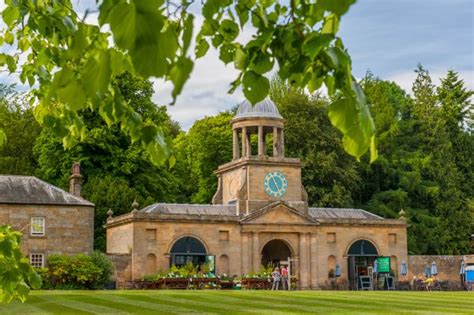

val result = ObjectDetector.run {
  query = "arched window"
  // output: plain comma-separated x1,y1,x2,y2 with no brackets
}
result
169,236,207,267
348,240,378,256
219,254,230,276
146,253,157,275
327,255,336,279
391,255,398,276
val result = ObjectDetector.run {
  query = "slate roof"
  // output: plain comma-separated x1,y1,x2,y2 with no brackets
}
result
308,207,383,220
233,98,283,120
0,175,94,206
140,203,237,216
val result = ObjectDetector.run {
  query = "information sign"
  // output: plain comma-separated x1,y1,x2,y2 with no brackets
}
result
377,256,391,273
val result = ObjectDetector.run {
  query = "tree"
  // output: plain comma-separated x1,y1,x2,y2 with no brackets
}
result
0,0,376,165
271,80,361,207
358,68,473,254
173,112,234,203
0,85,41,175
34,73,181,251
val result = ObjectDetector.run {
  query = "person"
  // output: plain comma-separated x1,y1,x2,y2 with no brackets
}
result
271,267,281,290
281,265,289,290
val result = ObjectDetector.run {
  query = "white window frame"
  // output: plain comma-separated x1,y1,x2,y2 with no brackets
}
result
30,216,45,236
29,253,45,268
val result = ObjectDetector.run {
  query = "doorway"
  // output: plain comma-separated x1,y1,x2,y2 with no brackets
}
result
347,240,378,290
261,239,292,268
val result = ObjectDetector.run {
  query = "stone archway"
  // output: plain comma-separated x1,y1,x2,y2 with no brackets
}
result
261,239,292,268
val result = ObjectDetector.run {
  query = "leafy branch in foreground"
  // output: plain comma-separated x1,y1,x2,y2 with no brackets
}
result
0,0,377,165
0,226,42,303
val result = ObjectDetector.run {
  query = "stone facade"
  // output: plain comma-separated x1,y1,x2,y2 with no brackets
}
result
0,203,94,257
0,163,94,266
407,255,474,282
106,99,408,289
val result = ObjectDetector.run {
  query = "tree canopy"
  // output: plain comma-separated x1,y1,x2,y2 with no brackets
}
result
0,0,377,165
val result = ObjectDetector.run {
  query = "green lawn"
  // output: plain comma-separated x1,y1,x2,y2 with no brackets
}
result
0,290,471,314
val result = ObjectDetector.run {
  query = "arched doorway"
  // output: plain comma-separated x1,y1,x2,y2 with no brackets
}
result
146,253,157,275
261,239,292,268
347,239,378,289
170,236,207,267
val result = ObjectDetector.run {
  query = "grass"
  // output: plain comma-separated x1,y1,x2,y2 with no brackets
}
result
0,290,472,314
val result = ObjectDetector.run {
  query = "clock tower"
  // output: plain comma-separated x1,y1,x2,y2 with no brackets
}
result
212,98,308,215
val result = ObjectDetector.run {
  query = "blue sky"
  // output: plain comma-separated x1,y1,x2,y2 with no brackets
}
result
1,0,472,129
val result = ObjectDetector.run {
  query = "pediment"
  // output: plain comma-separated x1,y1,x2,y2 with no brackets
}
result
241,201,317,225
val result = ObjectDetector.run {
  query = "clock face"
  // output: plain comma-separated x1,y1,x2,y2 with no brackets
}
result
264,171,288,197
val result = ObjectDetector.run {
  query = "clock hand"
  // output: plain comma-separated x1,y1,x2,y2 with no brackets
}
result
270,176,281,193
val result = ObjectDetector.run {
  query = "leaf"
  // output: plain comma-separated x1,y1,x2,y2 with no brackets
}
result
82,49,111,95
169,57,194,104
195,39,209,58
0,128,6,146
322,14,339,34
234,46,248,70
108,2,136,50
219,43,236,64
182,14,194,55
327,81,378,162
242,71,269,104
248,53,273,74
2,5,20,27
218,19,239,42
318,0,356,15
57,81,87,111
303,34,333,60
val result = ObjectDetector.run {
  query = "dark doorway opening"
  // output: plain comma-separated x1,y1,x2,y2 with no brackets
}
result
170,236,207,267
347,240,378,290
261,239,292,268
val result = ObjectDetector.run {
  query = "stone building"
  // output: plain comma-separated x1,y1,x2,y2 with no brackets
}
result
106,99,408,289
0,163,94,267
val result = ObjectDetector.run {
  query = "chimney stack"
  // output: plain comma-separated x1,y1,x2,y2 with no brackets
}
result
69,162,82,197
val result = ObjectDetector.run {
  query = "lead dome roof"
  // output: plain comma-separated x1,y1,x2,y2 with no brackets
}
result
233,98,283,120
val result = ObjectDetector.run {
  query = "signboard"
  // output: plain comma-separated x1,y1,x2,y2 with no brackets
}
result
205,255,215,274
377,256,391,273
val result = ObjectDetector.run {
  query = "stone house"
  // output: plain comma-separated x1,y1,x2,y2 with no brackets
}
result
0,164,94,267
106,99,408,289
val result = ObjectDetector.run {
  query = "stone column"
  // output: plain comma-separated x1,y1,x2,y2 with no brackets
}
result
233,129,240,160
241,233,250,275
272,127,278,157
299,233,309,289
258,125,264,156
310,233,318,288
252,232,260,273
280,128,285,157
242,127,248,157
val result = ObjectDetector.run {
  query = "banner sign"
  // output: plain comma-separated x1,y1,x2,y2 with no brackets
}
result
377,256,391,273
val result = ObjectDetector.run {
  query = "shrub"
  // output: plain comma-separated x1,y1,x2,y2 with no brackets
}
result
40,253,113,289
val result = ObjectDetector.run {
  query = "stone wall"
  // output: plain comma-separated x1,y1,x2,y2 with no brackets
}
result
107,253,132,287
0,203,94,262
407,255,474,282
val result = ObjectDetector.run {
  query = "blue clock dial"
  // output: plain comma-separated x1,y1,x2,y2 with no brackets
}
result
264,171,288,197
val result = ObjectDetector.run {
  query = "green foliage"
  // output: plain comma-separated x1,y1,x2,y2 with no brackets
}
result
0,226,41,304
173,112,233,203
358,68,473,254
271,79,360,207
0,85,41,175
0,0,376,165
39,253,112,289
33,73,180,251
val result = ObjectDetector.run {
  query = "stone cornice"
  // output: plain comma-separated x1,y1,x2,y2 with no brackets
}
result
215,156,302,174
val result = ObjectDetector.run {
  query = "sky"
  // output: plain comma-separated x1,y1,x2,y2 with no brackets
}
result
1,0,473,130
